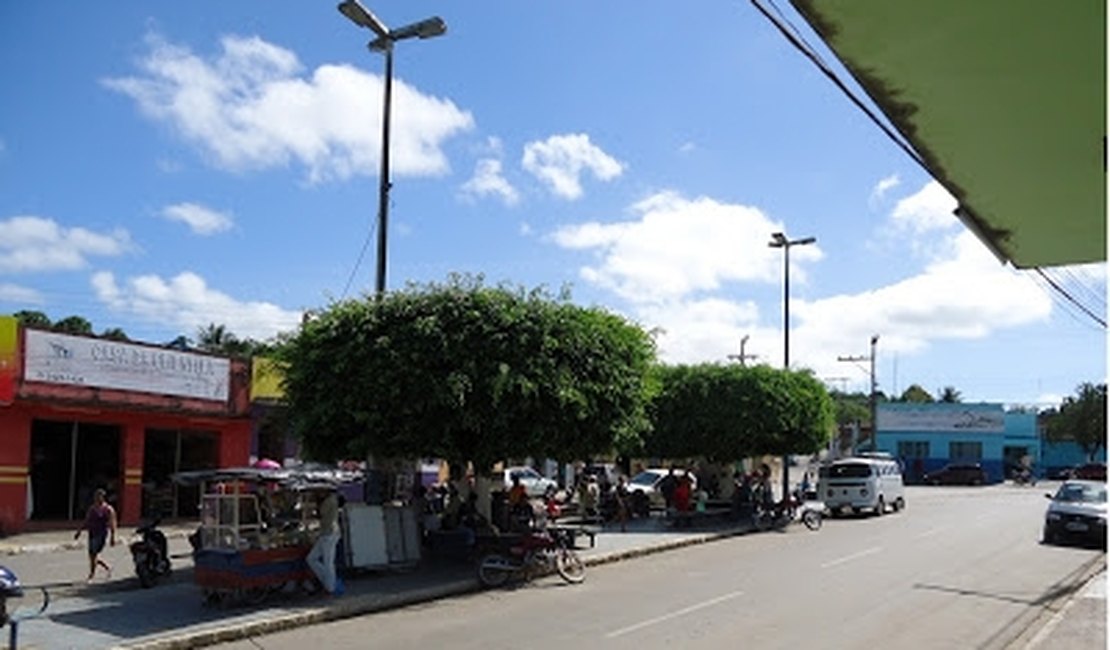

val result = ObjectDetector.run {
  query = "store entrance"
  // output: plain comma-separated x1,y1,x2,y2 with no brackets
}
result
29,420,121,521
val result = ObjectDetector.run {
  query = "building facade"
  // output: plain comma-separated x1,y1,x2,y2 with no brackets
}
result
873,402,1040,484
0,317,251,533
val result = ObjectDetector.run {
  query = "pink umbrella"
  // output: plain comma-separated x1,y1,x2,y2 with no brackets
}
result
253,458,281,469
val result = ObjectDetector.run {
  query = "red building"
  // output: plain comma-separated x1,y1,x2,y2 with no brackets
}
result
0,317,251,534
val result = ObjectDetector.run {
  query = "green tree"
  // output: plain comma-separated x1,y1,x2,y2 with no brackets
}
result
937,386,962,403
643,363,835,461
276,277,657,469
1045,383,1107,461
830,390,870,427
100,327,130,341
52,315,93,335
899,384,934,403
14,310,51,328
195,323,273,358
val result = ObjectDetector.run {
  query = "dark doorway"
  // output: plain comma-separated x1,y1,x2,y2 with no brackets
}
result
29,420,121,520
142,429,219,519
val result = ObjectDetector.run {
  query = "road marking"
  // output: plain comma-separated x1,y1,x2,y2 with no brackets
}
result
821,546,883,569
914,527,947,540
605,590,744,639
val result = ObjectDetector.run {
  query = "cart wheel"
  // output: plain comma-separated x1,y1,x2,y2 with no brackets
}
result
242,586,270,605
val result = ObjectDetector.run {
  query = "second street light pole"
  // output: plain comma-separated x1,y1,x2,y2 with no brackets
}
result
769,231,816,503
338,0,446,298
838,334,880,452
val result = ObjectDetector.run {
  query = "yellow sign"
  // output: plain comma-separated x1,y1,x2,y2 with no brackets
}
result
250,357,287,401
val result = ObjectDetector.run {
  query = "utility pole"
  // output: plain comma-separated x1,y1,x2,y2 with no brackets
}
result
727,334,758,367
837,334,879,452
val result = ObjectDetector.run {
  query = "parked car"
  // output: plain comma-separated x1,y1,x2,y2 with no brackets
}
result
1071,463,1107,481
625,468,697,507
580,463,622,490
1042,480,1107,548
503,466,558,497
923,463,988,486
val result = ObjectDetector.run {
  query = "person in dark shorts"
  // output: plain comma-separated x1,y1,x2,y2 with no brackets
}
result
74,488,117,582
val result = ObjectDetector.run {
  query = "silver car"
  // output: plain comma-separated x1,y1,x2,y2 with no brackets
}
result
1042,480,1107,548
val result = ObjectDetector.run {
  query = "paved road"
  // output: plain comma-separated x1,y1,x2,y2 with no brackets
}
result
211,485,1105,650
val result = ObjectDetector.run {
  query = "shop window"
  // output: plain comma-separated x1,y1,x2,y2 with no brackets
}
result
142,429,219,519
950,441,983,461
897,441,930,459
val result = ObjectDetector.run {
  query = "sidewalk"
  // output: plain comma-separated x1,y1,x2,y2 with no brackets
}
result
0,518,1104,650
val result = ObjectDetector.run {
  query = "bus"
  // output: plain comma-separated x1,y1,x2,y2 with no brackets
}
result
818,457,905,516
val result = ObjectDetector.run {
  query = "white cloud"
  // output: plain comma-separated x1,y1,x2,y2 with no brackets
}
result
0,283,44,305
104,33,474,183
522,133,624,200
869,173,900,207
0,216,131,273
92,271,302,341
551,187,1052,380
551,190,822,302
161,202,233,235
679,142,696,154
637,297,763,364
891,180,959,233
460,158,520,206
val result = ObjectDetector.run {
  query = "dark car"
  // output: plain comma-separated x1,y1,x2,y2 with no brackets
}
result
1042,480,1107,548
1071,463,1107,481
923,463,988,486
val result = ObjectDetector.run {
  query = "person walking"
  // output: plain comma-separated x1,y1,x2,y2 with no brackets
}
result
307,491,343,595
74,488,117,583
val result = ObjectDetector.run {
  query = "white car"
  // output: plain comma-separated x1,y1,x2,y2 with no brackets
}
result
626,468,697,507
504,466,558,497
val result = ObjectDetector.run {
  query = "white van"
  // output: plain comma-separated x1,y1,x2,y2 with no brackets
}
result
818,457,905,515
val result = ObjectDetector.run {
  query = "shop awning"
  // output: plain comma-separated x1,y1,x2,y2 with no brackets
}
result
789,0,1106,268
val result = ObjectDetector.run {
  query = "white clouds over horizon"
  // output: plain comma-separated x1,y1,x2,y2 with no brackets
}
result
522,133,624,200
552,190,820,302
0,216,131,273
552,182,1054,378
92,270,302,341
161,202,234,235
104,33,474,183
0,283,44,305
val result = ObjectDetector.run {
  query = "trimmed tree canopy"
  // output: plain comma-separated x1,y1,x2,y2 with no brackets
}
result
277,278,657,469
644,363,835,462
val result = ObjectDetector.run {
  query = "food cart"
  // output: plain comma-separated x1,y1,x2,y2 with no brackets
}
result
172,466,362,606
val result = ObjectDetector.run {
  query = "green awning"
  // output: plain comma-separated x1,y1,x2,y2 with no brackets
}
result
791,0,1106,268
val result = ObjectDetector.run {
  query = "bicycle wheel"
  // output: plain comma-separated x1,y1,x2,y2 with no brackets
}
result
802,509,822,531
555,548,585,584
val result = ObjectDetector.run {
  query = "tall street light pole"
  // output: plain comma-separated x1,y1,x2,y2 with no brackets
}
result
768,231,816,502
338,0,446,298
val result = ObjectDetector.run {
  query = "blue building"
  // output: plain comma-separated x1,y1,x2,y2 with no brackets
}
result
873,403,1040,484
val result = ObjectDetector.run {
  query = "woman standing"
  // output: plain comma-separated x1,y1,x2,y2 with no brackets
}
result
74,488,117,582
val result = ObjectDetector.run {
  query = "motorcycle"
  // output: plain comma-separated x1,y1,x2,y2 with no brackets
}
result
753,496,822,532
477,527,585,588
131,518,171,588
1012,468,1037,487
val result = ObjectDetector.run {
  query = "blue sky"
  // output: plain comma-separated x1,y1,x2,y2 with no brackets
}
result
0,2,1104,408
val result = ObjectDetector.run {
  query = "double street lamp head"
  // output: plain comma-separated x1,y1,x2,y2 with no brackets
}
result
339,0,446,52
769,231,816,248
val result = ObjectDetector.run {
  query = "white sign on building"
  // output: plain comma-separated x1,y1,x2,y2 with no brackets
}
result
878,405,1005,433
24,330,230,401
